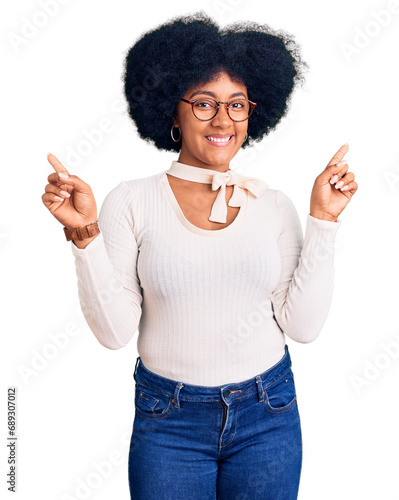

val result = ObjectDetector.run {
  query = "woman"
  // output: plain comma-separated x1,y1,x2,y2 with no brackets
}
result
42,12,357,500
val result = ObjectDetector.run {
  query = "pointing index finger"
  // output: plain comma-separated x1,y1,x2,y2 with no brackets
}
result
47,153,70,177
327,143,349,167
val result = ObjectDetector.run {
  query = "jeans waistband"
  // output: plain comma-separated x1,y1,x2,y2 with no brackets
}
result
133,344,292,405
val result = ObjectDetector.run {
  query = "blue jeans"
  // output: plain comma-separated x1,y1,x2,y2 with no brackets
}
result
128,344,302,499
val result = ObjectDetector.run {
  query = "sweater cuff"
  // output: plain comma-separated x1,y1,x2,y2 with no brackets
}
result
70,231,105,257
302,213,341,257
308,213,341,228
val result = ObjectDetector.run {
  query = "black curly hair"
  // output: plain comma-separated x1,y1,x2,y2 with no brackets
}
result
122,11,309,153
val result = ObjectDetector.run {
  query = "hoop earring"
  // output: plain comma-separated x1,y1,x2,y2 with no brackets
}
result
171,125,181,142
245,132,248,141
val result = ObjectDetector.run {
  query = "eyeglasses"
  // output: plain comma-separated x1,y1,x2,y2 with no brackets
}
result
180,97,257,122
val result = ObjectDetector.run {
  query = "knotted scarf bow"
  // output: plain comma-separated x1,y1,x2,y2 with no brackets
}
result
166,161,269,223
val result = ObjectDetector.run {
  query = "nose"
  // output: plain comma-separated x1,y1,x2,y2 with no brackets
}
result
211,103,232,127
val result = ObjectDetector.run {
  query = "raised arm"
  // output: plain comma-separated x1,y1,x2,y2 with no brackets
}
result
70,181,143,349
270,189,341,343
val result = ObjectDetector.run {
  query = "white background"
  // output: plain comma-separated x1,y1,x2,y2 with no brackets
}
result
2,0,399,498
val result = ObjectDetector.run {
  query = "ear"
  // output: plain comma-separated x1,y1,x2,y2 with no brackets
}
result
172,112,179,128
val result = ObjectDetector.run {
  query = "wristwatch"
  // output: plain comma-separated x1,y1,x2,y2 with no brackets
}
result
63,220,100,241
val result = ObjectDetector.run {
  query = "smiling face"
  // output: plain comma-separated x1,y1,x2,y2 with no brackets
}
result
173,71,249,172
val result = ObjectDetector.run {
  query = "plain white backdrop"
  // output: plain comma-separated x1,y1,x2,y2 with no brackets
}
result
2,0,399,498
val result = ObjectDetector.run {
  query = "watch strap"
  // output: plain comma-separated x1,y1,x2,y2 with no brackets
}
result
63,221,100,241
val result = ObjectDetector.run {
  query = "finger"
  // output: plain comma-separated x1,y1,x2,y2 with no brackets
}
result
47,168,81,189
45,183,71,199
340,171,355,182
47,153,70,178
327,143,349,167
333,172,354,189
46,173,74,193
47,172,63,184
46,158,90,193
338,180,358,194
42,192,65,206
47,174,67,190
329,162,349,184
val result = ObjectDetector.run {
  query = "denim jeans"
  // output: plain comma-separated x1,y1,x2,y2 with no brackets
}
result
128,344,302,499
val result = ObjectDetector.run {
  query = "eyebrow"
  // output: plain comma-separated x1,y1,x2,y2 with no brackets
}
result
188,90,247,99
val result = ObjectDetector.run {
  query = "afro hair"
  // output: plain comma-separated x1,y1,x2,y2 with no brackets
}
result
122,11,309,153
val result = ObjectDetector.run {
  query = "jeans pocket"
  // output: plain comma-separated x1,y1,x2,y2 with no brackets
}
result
134,382,174,420
263,368,297,414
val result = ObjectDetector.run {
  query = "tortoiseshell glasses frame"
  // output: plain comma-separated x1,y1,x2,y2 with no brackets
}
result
180,97,257,122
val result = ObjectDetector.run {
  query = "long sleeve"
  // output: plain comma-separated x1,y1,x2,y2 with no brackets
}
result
270,189,341,343
70,181,143,349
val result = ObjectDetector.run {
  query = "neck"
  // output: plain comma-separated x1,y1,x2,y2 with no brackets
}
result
166,172,233,195
176,150,230,173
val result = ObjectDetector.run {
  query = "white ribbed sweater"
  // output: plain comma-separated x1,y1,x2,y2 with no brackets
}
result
71,164,341,386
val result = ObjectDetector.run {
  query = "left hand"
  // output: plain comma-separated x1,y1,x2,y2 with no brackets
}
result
310,144,358,222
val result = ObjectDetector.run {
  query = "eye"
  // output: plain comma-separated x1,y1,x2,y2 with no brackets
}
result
230,101,244,109
194,99,216,108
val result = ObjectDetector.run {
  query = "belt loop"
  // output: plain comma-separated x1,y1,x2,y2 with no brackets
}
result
133,356,140,381
256,375,264,402
173,382,184,408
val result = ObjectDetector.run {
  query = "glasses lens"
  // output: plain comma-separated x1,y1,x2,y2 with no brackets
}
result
228,99,251,121
192,98,218,120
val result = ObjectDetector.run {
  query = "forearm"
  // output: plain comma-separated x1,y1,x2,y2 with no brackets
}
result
272,214,341,343
71,232,142,349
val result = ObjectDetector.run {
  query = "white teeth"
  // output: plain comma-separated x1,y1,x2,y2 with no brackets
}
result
206,136,232,142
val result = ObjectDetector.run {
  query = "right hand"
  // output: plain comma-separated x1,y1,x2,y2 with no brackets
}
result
42,153,98,229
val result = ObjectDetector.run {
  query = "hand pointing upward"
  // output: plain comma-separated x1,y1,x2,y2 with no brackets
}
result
310,144,358,222
42,153,98,230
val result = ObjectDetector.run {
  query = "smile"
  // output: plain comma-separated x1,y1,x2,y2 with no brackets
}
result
205,135,234,146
